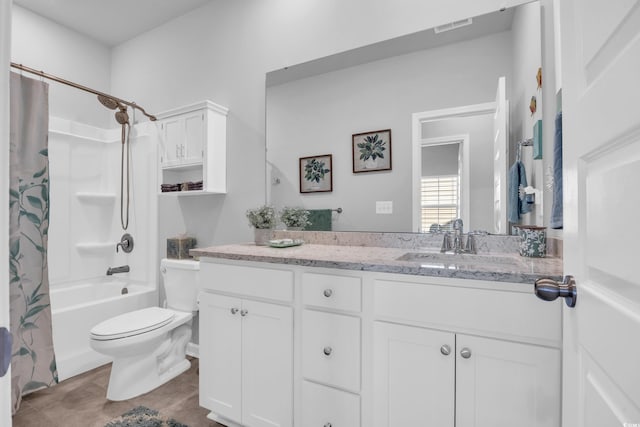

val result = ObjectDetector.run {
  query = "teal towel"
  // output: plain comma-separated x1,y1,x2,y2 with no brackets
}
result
306,209,332,231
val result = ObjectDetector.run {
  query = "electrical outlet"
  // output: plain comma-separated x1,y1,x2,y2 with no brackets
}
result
376,201,393,214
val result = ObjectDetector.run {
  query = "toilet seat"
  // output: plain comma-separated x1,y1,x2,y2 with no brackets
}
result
90,307,175,341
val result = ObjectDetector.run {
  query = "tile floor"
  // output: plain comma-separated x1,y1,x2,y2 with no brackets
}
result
12,357,222,427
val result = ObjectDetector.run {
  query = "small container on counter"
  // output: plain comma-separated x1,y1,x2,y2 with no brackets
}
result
167,235,197,259
513,225,546,257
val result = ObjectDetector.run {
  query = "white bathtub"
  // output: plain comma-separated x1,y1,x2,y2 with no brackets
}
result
50,279,157,381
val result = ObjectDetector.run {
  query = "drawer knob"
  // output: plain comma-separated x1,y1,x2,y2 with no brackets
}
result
460,348,472,359
240,309,248,317
323,289,333,298
324,423,332,427
323,346,333,356
230,307,239,315
440,344,451,356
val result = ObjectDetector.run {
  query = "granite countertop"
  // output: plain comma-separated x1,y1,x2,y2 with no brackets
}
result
191,241,563,285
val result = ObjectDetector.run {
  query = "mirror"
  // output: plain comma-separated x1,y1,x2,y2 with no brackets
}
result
266,2,543,233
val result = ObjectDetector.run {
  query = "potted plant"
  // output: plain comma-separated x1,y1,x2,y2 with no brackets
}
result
246,205,276,245
357,133,387,168
280,207,311,230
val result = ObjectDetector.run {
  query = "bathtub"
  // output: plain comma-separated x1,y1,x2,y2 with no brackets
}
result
50,279,157,381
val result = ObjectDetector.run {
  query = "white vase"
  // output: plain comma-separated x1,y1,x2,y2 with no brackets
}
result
254,228,273,246
363,157,378,169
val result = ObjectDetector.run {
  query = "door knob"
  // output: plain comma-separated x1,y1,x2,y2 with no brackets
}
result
534,275,577,307
240,309,248,317
230,307,239,315
460,348,472,359
440,344,451,356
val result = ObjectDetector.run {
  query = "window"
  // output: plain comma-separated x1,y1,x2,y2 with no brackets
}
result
421,174,459,232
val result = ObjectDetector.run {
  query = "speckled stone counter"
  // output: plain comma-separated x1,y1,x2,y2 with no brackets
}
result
191,232,562,284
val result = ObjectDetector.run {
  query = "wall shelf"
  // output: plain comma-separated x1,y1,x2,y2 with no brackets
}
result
158,190,224,197
75,192,117,204
75,242,115,254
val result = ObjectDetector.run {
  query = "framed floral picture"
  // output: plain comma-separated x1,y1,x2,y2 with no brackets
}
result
352,129,392,173
300,154,333,193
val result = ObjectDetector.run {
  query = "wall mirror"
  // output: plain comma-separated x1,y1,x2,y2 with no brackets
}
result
266,1,543,234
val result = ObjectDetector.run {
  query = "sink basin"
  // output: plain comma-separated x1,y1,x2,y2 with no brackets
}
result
396,252,522,268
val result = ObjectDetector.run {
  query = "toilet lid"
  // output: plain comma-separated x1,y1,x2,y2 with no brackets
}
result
90,307,175,340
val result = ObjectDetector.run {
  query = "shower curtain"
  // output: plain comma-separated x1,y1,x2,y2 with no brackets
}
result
9,73,58,414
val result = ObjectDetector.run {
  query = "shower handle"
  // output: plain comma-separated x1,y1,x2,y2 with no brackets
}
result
116,233,134,253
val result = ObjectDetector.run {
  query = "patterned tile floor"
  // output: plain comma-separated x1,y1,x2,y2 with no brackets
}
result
12,357,222,427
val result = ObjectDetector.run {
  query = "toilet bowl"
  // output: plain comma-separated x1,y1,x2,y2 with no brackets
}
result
89,258,200,401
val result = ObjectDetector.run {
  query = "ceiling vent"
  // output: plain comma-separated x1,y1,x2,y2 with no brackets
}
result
433,18,473,34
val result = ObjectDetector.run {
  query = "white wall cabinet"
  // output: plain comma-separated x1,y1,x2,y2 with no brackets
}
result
157,100,228,195
199,262,293,427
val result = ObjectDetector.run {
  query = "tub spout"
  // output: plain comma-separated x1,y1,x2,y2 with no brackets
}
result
107,265,130,276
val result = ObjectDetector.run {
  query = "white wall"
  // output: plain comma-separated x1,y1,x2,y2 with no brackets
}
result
110,0,533,244
11,5,113,128
267,32,511,232
1,0,12,423
422,144,460,177
422,114,495,231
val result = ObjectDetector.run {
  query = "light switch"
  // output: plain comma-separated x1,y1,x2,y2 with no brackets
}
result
376,201,393,214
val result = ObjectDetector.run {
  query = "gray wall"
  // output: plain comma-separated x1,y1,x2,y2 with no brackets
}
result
422,144,459,177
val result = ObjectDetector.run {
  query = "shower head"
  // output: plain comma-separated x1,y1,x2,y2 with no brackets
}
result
115,108,129,125
97,94,122,110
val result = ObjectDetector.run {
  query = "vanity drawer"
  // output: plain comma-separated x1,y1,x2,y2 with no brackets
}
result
374,279,561,345
303,272,362,312
199,261,293,302
302,380,360,427
302,310,361,392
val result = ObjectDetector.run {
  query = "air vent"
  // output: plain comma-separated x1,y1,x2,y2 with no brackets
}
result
434,18,473,34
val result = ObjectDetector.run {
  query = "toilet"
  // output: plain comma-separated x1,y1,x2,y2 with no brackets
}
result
89,258,200,401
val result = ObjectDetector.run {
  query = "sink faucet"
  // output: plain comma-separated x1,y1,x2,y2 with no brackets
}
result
106,265,130,276
452,218,464,253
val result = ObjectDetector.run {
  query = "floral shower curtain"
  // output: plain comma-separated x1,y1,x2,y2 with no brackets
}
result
9,72,58,414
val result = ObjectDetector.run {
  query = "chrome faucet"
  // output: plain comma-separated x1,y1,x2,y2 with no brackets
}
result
106,265,130,276
440,219,476,254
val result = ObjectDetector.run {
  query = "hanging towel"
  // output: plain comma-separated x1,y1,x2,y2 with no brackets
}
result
306,209,332,231
550,111,563,229
508,160,532,223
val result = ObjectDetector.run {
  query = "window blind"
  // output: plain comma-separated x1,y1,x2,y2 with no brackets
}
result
421,175,459,231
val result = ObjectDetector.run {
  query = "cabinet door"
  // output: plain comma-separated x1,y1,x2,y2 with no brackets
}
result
162,116,183,166
199,292,243,423
241,299,293,427
183,111,204,164
455,334,561,427
374,322,455,427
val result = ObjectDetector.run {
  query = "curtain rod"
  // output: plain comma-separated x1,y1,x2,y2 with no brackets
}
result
10,62,157,121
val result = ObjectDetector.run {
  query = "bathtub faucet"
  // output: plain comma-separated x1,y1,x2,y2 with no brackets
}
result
106,265,130,276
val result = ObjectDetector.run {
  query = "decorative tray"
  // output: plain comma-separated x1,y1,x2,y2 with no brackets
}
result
268,239,304,248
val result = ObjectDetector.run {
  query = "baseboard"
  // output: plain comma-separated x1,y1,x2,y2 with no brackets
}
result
186,342,199,358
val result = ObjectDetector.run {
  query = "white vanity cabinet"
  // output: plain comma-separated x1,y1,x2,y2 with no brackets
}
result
373,277,561,427
301,272,363,427
157,100,228,194
198,260,293,427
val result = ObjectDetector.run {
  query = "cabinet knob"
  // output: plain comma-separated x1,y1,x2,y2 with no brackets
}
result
240,309,248,317
323,289,333,298
460,348,472,359
324,423,332,427
230,307,239,315
323,346,333,356
440,344,451,356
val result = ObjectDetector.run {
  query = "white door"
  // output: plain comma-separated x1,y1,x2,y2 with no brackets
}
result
492,76,508,234
161,116,183,166
560,1,640,425
373,322,455,427
183,112,204,164
455,334,560,427
241,299,292,427
198,292,242,423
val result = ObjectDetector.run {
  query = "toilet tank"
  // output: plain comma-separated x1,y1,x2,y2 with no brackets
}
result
160,258,200,311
